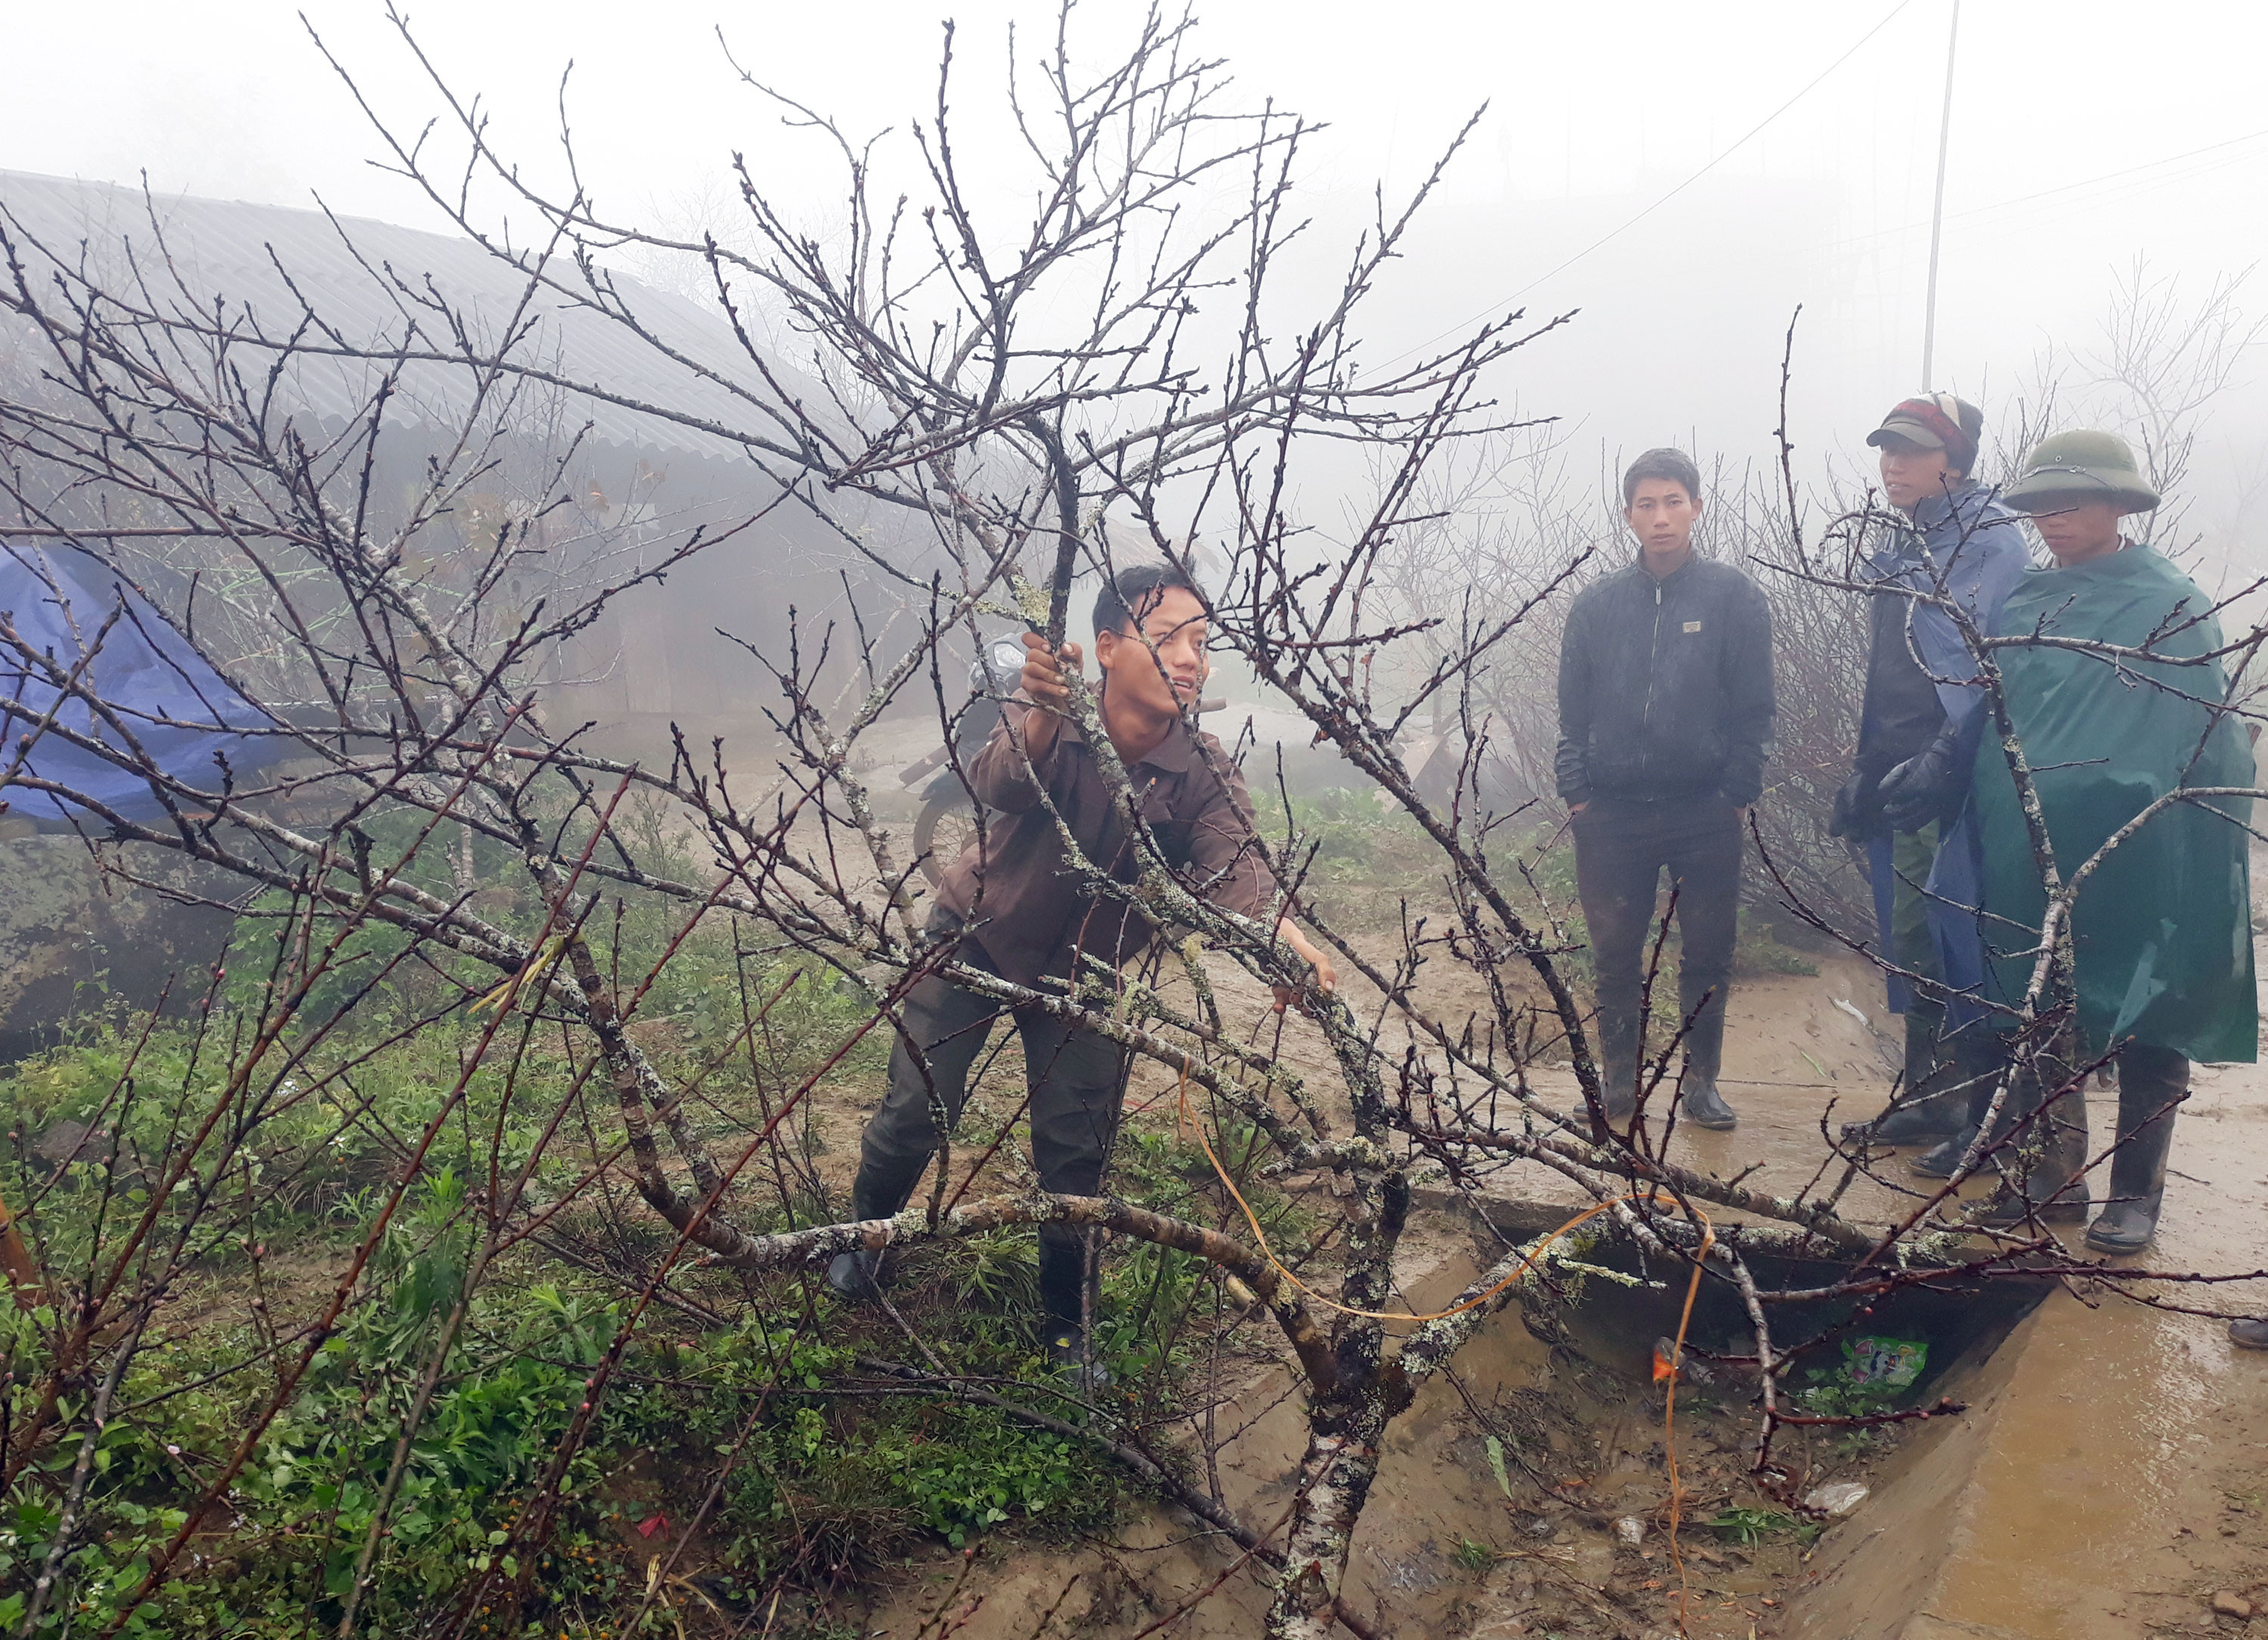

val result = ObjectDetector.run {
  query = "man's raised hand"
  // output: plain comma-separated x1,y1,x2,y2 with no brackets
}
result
1014,631,1083,761
1019,631,1083,713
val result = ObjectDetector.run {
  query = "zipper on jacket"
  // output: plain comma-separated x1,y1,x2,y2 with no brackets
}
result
1639,578,1665,782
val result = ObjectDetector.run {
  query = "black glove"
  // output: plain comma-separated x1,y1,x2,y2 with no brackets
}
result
1827,769,1885,841
1876,729,1964,833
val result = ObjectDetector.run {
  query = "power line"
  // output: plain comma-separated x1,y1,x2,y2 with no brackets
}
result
1940,124,2268,222
1734,126,2268,284
1368,0,1916,374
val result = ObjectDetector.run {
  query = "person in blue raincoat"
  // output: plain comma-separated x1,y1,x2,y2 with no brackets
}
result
1829,395,2029,1158
0,544,290,829
1912,432,2254,1255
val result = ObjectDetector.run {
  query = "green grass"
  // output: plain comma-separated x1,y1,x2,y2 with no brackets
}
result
0,1114,1142,1638
1250,786,1441,896
0,849,1132,1636
0,777,1349,1635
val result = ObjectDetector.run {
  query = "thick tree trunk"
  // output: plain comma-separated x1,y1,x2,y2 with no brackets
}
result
1266,1398,1392,1639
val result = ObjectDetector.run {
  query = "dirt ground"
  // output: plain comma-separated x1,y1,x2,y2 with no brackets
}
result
1487,947,2268,1640
802,781,2268,1636
816,917,2268,1640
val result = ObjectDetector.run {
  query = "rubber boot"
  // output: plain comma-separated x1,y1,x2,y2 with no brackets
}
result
1675,978,1737,1132
827,1159,923,1301
1594,1005,1641,1125
1039,1226,1113,1392
1842,1009,1967,1147
1969,1037,2090,1228
1909,1129,1974,1180
1909,1033,2000,1180
2229,1317,2268,1350
2084,1046,2186,1254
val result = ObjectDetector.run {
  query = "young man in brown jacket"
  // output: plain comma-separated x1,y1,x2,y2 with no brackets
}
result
831,564,1335,1384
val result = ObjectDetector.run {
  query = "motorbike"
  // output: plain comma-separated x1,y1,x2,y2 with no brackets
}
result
897,635,1026,885
897,634,1222,884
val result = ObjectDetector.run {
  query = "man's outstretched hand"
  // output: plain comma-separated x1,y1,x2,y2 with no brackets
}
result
1019,631,1083,709
1273,920,1339,1014
1016,631,1083,760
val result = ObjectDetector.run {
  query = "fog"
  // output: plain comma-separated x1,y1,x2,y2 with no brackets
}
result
11,0,2267,561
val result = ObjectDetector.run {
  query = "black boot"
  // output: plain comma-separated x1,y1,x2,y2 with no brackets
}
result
1910,1124,1976,1179
1909,1034,1998,1179
1843,1010,1967,1146
1594,1006,1640,1125
827,1159,923,1301
1969,1171,2090,1227
1969,1036,2091,1228
1039,1226,1112,1392
2085,1046,2186,1254
1674,976,1737,1131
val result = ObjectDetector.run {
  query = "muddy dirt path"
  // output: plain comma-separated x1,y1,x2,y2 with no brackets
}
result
1469,949,2268,1638
835,908,2268,1637
1812,1049,2268,1640
1470,949,2268,1638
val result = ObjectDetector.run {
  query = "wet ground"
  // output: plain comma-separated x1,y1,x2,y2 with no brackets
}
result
1504,951,2268,1638
1832,1046,2268,1639
1130,945,2268,1637
824,832,2268,1635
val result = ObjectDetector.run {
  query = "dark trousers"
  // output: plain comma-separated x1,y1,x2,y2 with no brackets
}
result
854,918,1130,1332
2100,1043,2188,1205
1888,821,1975,1102
1572,798,1745,1079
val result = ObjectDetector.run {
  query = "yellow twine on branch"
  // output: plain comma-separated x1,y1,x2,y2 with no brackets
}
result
471,934,568,1018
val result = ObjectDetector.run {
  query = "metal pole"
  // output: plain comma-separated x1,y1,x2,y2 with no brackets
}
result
1920,0,1962,386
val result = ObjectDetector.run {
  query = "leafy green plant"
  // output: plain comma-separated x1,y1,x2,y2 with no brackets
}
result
709,1391,1122,1561
1484,1434,1514,1499
0,789,1127,1638
0,1254,630,1638
1796,1335,1928,1418
1799,1375,1901,1419
1707,1505,1799,1546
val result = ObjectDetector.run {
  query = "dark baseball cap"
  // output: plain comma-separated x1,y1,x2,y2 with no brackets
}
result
1866,392,1983,470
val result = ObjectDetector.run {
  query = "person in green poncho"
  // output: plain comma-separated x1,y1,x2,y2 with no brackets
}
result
1920,430,2256,1253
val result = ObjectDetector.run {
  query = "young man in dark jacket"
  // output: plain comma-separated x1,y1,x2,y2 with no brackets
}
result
1556,448,1775,1130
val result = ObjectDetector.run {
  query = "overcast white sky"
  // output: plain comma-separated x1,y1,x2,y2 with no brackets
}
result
10,0,2267,537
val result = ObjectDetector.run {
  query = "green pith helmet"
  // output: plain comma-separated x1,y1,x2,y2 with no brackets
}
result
2001,429,2161,515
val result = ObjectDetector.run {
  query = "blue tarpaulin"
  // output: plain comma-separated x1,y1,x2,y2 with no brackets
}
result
0,544,292,827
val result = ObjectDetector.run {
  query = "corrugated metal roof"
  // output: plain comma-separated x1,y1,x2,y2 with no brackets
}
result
0,169,822,463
